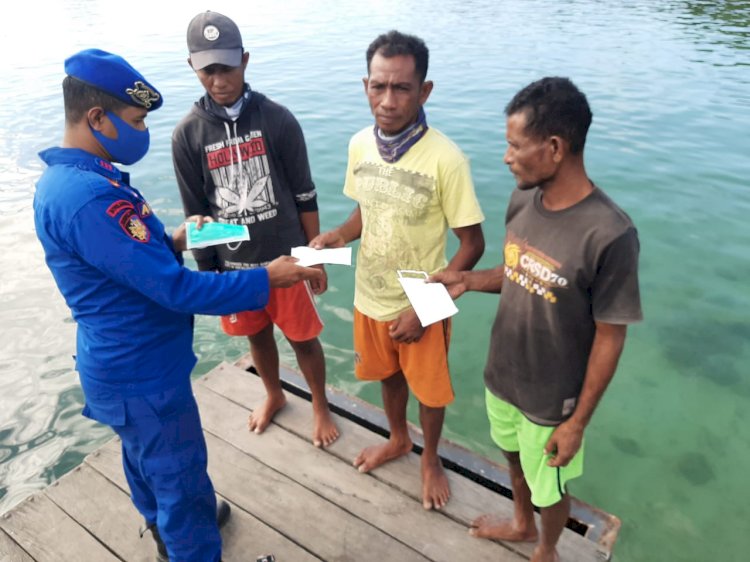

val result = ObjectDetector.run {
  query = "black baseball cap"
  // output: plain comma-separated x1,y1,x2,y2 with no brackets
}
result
187,11,243,70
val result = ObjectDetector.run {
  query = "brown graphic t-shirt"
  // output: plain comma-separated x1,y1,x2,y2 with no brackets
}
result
484,186,642,425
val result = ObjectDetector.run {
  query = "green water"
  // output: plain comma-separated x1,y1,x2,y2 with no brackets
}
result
1,1,749,560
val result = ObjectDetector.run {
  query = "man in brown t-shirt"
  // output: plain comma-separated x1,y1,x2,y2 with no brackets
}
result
432,77,642,562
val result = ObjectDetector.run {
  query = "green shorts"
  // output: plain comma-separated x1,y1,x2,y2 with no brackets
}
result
485,389,584,508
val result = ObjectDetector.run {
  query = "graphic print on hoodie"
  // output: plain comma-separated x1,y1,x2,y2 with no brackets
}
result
207,127,278,223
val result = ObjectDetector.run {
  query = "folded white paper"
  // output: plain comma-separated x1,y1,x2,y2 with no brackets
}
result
291,246,352,267
397,270,458,327
186,222,250,249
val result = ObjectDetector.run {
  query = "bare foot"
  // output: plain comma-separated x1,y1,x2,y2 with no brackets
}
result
421,456,450,510
469,514,538,542
530,545,559,562
353,438,412,473
248,393,287,434
312,405,340,448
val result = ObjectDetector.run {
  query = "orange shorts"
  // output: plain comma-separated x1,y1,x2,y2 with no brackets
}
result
353,307,453,408
220,281,323,342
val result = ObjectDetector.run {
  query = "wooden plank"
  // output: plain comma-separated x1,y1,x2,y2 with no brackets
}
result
44,463,158,562
203,362,602,562
194,381,522,562
84,443,128,489
0,493,119,562
85,442,322,562
0,527,34,562
204,431,426,562
218,497,321,562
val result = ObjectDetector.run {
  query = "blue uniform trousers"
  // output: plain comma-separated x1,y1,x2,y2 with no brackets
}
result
87,383,222,561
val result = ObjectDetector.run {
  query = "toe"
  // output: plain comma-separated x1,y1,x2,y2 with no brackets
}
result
471,514,488,527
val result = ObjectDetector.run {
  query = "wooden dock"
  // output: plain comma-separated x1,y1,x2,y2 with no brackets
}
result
0,359,617,561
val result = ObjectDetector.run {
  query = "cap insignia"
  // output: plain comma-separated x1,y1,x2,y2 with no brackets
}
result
126,81,161,109
204,25,220,41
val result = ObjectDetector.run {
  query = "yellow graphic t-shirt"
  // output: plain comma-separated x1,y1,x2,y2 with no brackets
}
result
344,127,484,321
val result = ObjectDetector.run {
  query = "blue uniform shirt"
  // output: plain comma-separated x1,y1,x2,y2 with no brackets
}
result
34,147,270,401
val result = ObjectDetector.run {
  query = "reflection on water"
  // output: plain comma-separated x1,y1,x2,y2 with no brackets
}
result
678,0,750,55
1,1,749,561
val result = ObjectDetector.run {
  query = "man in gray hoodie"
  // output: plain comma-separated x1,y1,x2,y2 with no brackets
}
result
172,11,339,448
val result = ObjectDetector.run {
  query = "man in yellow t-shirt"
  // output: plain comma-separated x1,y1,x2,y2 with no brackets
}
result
311,30,485,510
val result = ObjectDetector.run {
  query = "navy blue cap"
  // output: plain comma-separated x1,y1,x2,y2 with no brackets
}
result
64,48,163,111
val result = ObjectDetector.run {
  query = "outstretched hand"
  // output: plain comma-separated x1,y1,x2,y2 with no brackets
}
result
544,420,584,467
266,255,324,288
172,215,214,253
388,308,425,344
309,229,345,249
428,270,467,300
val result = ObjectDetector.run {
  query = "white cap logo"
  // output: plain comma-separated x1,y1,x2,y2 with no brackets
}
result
203,25,220,41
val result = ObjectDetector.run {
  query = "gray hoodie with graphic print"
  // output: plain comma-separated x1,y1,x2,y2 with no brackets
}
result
172,88,317,271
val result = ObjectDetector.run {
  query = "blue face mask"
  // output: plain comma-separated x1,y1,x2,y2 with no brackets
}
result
91,111,150,165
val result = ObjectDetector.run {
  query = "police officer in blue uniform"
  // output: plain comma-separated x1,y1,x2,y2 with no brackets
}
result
33,49,318,562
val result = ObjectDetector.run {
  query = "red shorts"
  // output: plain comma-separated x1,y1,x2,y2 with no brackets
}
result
353,308,454,407
220,281,323,342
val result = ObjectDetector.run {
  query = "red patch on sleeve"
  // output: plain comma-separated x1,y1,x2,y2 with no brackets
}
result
107,200,135,217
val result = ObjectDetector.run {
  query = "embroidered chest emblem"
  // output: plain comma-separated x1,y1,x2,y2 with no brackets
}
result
126,81,161,109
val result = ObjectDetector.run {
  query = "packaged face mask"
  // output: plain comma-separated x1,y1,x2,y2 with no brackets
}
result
186,222,250,249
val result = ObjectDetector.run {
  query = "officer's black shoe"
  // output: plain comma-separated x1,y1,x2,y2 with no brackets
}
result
138,523,168,562
142,500,232,562
153,527,169,562
138,520,168,562
216,499,231,528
